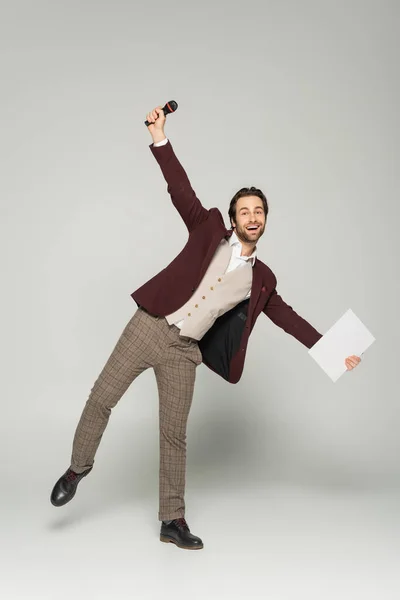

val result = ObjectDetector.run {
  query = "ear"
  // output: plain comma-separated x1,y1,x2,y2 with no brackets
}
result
230,218,236,229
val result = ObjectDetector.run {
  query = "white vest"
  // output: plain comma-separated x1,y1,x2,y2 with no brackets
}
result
166,239,253,340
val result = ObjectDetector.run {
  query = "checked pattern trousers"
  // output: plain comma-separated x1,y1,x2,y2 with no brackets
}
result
70,307,202,521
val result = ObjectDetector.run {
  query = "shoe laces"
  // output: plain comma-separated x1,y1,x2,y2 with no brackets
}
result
65,469,78,481
174,518,189,530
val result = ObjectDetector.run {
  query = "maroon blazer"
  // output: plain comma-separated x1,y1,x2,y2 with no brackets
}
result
131,140,322,383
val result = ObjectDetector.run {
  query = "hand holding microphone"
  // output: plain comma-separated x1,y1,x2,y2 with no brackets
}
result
144,100,178,144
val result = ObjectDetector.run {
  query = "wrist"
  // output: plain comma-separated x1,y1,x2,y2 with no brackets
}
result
151,131,166,144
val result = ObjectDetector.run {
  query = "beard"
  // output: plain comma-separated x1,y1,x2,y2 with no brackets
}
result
234,222,265,244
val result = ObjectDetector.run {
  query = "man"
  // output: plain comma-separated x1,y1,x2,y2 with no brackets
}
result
50,105,361,550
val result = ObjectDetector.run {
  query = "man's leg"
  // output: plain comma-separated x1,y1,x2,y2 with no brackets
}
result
71,309,154,472
154,331,204,549
51,308,157,506
154,334,202,521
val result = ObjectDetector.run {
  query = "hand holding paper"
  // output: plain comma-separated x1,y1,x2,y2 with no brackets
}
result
308,309,375,382
345,355,362,370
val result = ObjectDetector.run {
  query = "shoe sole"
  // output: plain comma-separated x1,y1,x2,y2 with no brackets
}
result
160,535,203,550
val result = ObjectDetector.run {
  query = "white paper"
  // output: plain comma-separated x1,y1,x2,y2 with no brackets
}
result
308,309,375,382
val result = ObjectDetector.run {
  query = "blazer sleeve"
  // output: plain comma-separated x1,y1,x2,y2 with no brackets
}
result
150,140,210,233
263,288,323,349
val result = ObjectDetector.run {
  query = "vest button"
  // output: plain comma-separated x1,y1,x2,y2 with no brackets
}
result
188,313,191,317
210,286,214,290
202,296,206,299
218,278,222,282
195,304,198,308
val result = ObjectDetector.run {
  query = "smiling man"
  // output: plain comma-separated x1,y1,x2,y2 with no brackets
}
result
232,198,266,242
50,105,361,550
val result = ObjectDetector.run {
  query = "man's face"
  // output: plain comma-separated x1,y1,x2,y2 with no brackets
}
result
231,195,266,244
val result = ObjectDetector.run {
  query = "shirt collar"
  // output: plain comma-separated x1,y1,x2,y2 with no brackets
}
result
228,230,257,266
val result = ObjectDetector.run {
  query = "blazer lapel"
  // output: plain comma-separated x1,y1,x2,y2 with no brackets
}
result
248,259,263,319
197,223,230,282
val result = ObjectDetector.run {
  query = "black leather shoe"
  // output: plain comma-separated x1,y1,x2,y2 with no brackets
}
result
50,466,92,507
160,518,203,550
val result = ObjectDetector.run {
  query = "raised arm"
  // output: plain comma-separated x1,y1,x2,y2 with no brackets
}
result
145,105,209,232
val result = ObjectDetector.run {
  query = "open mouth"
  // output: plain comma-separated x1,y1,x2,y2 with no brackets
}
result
246,225,260,232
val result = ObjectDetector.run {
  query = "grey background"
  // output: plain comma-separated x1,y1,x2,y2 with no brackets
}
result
1,1,399,599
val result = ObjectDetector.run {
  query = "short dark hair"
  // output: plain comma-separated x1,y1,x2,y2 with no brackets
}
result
228,187,269,228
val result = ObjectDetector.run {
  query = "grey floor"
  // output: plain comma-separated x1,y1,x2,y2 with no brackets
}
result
3,466,399,600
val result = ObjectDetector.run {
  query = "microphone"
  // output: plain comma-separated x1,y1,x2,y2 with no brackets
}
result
144,100,178,127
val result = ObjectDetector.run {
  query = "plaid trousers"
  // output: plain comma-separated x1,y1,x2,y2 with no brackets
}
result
70,307,202,521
